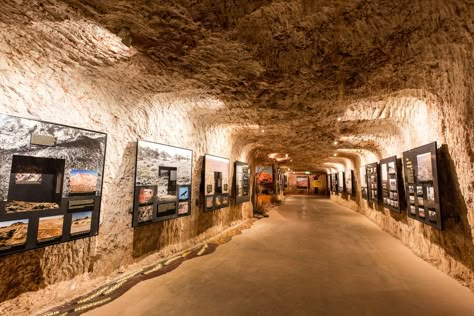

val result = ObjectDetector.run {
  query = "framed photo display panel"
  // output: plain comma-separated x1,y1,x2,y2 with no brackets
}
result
345,170,354,195
360,166,368,199
366,163,380,203
327,174,331,194
380,156,403,213
133,141,193,226
235,161,250,204
203,154,230,212
0,113,106,256
337,171,345,193
403,142,442,229
330,173,338,193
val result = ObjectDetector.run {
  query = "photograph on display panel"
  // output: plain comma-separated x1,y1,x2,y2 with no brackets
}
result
133,141,193,226
204,154,230,212
403,142,442,229
0,219,29,250
0,113,106,256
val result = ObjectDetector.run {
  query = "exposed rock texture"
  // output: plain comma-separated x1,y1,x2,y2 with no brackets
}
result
0,0,473,313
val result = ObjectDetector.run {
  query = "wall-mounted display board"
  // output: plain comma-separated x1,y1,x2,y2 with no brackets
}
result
204,155,230,212
235,161,250,204
360,166,368,199
0,113,106,256
133,141,193,226
330,173,338,192
345,170,353,195
403,142,442,229
327,174,331,193
380,156,403,213
366,163,380,203
337,171,345,193
296,176,308,188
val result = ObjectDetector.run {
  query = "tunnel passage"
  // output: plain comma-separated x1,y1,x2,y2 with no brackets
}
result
0,0,473,314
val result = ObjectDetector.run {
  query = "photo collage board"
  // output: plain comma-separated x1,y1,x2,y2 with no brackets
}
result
403,142,442,229
330,173,338,193
133,141,193,226
345,170,353,195
204,155,230,212
380,156,402,213
360,166,368,199
296,176,309,188
235,161,250,204
0,114,106,256
327,174,331,194
337,171,345,193
366,163,380,203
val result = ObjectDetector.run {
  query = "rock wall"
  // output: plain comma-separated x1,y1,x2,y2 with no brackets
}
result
0,4,254,312
329,87,474,289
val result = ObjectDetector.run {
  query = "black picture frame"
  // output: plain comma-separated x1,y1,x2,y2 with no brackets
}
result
203,154,230,212
380,156,404,213
132,140,193,226
337,171,345,193
234,161,250,204
0,113,107,257
403,142,442,230
331,173,338,193
327,173,331,194
360,166,368,200
366,162,381,204
345,170,354,195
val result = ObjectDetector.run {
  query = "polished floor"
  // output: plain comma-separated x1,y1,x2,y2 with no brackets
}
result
87,196,474,316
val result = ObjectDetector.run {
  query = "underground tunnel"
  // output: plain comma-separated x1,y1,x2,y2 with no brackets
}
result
0,0,474,314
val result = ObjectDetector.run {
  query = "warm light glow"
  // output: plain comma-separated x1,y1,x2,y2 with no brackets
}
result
337,117,341,122
334,141,338,145
333,153,337,156
261,129,265,133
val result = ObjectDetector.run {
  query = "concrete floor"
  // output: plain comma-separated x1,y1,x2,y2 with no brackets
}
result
87,196,474,316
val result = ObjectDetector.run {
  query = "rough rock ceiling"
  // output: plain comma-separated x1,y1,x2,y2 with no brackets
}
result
1,0,473,171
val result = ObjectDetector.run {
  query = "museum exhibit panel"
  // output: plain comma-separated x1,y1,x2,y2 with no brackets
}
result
366,163,380,203
330,173,338,193
345,170,353,195
380,156,403,213
133,141,193,226
360,166,368,200
234,161,250,204
0,113,106,256
327,174,332,194
203,154,230,211
296,176,309,189
337,171,345,193
403,142,442,229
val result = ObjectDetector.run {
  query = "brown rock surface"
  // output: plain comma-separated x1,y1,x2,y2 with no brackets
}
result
0,0,473,314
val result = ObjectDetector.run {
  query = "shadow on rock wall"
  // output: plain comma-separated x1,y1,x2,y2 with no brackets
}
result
132,222,164,259
0,248,46,301
428,145,474,271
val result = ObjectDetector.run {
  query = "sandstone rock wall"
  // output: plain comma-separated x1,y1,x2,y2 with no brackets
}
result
0,3,255,311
